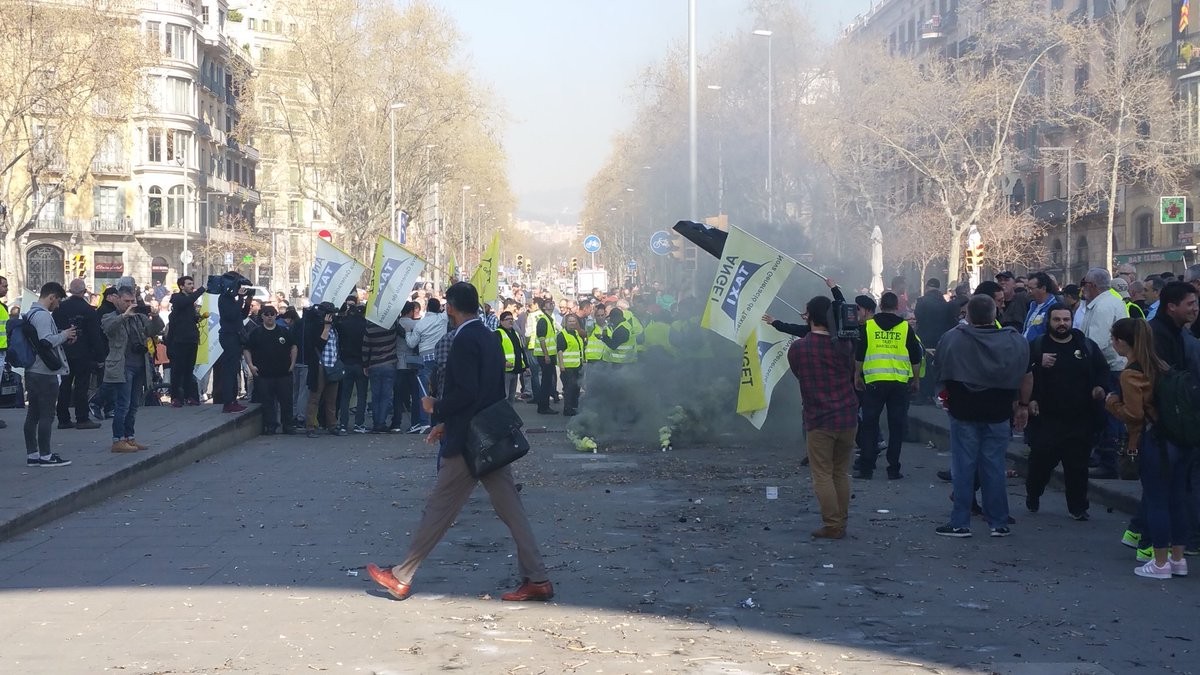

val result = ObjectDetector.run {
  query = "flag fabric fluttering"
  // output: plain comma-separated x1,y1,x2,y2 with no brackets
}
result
735,324,797,430
364,237,426,328
701,226,797,345
309,239,367,308
194,291,222,381
469,232,500,305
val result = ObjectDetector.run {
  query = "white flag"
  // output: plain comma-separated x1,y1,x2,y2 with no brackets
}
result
194,292,222,381
701,226,796,344
737,324,797,430
364,237,426,328
309,239,367,308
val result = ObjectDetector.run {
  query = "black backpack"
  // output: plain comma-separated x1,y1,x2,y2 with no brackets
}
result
1151,367,1200,449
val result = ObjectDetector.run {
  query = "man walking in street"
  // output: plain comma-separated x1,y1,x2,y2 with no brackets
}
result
243,305,298,435
854,292,922,480
1021,305,1109,519
23,282,77,466
366,282,553,602
53,278,104,429
935,294,1029,537
788,291,858,539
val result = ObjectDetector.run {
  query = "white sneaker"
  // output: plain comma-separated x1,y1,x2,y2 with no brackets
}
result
1170,557,1188,577
1134,560,1172,579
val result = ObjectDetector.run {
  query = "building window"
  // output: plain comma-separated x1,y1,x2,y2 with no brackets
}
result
147,129,162,162
1136,213,1152,249
167,77,190,114
261,47,272,64
146,20,160,44
201,6,209,24
148,186,163,227
95,186,119,221
167,185,185,228
288,199,301,224
165,25,190,61
262,19,271,32
248,17,256,30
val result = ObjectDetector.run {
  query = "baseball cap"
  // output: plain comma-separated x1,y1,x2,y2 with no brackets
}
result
854,295,877,312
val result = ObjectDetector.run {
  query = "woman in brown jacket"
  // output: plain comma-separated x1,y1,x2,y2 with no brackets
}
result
1105,318,1190,579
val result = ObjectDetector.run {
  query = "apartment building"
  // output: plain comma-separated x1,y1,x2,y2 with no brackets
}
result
22,0,259,293
843,0,1198,277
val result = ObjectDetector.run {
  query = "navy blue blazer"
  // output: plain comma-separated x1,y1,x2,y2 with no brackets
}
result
434,319,506,458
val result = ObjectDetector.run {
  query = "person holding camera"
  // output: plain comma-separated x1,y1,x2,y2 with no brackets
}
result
214,273,252,413
101,287,152,454
53,278,104,429
166,276,207,406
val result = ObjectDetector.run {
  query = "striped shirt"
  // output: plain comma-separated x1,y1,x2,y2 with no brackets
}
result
362,322,398,368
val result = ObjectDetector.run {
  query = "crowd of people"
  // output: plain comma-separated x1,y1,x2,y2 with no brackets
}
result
785,263,1200,579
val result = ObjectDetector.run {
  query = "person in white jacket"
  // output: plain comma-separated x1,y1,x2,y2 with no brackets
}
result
1079,267,1130,479
23,282,77,467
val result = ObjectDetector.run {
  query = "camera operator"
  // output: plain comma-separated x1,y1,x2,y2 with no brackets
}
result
303,301,341,436
101,287,152,453
214,272,252,413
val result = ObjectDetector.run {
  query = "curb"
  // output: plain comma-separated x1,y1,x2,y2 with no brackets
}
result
0,407,262,543
906,408,1141,516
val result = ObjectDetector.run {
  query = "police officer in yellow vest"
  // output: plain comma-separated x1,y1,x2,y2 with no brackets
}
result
600,307,638,366
853,291,923,480
532,297,560,414
0,274,8,428
556,313,586,416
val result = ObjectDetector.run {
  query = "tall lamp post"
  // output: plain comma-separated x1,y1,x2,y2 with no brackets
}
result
707,84,724,216
752,29,774,225
460,185,471,277
1041,146,1073,276
388,102,406,242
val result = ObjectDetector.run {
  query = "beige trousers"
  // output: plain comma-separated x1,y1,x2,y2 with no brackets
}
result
807,427,857,530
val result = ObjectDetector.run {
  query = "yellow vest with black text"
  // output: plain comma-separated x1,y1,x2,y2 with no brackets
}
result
560,331,584,369
862,318,913,384
585,324,607,362
603,319,638,364
498,328,517,370
0,302,8,350
531,314,558,357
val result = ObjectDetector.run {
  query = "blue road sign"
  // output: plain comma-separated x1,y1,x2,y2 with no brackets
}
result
627,260,638,271
583,234,602,253
649,230,672,256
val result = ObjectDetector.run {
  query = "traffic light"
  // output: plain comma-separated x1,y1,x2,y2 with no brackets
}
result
965,245,983,272
669,232,685,260
525,260,533,274
570,257,578,273
516,254,524,270
76,253,87,278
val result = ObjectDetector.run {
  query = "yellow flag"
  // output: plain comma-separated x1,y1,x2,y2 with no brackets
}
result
701,226,797,344
736,324,797,430
470,232,500,304
447,253,458,281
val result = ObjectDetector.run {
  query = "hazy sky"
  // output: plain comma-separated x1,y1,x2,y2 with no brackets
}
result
434,0,878,221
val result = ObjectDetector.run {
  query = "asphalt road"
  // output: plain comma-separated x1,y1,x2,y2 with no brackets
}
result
0,424,1195,674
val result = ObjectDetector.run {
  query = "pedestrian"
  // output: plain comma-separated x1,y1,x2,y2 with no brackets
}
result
362,315,397,433
406,296,448,429
165,276,206,407
1022,272,1060,343
335,298,369,434
996,271,1030,329
854,291,922,480
1079,268,1130,479
1144,277,1164,321
214,273,251,412
497,311,527,403
600,306,638,366
557,313,585,416
532,297,560,414
22,282,77,466
242,305,298,435
787,292,858,539
1105,318,1191,579
1020,305,1109,519
914,278,950,402
53,278,104,429
303,302,341,438
365,282,553,602
394,301,426,433
101,287,151,454
934,294,1029,537
0,275,8,430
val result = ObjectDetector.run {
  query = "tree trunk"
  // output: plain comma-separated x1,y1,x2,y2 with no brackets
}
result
1106,149,1121,276
946,226,963,284
2,231,24,293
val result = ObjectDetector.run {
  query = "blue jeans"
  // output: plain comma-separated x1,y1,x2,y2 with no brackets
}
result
949,418,1011,529
1138,431,1194,549
526,347,541,395
111,364,144,440
368,365,396,429
337,365,369,429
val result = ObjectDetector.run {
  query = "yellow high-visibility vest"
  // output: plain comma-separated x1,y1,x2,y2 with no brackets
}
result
532,314,558,357
560,331,584,369
626,312,645,352
585,324,607,362
862,318,913,384
498,328,517,370
603,319,638,364
642,320,676,356
0,302,8,350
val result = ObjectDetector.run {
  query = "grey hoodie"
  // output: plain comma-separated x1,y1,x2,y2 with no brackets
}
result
936,322,1029,392
25,303,70,376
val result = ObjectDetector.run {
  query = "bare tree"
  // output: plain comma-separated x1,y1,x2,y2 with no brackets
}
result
0,0,155,288
888,206,951,284
978,204,1048,273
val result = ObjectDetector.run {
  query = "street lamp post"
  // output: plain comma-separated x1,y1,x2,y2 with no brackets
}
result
460,185,471,277
1041,146,1073,276
688,0,698,219
753,29,774,225
707,84,724,216
388,102,406,242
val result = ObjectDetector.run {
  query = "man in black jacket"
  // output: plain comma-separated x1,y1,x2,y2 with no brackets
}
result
166,276,206,406
335,297,369,433
913,278,950,402
366,282,552,603
53,279,104,429
854,292,923,479
214,273,252,412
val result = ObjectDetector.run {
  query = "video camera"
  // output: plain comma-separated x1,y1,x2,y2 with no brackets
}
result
832,299,861,341
207,273,250,295
310,301,338,319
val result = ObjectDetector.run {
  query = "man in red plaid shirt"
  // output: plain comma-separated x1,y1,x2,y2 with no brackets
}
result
788,289,859,540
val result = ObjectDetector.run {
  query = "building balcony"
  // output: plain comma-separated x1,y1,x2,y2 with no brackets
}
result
91,216,132,233
197,119,212,139
135,222,199,238
242,145,260,162
207,175,230,193
91,158,130,176
921,15,944,40
30,215,78,233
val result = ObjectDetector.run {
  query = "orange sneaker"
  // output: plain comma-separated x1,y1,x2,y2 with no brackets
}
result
365,563,412,600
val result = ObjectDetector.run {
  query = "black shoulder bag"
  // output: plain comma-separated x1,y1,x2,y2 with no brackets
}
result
464,398,530,478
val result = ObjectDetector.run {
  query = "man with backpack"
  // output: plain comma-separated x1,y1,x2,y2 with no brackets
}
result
17,282,77,467
1019,305,1110,520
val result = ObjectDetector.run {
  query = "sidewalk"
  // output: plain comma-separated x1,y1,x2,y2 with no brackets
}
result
0,403,262,542
907,404,1141,515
